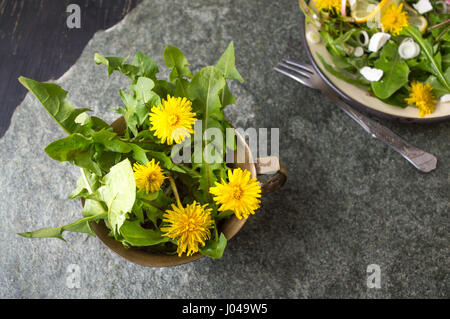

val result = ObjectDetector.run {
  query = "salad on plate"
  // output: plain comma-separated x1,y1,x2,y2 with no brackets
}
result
300,0,450,117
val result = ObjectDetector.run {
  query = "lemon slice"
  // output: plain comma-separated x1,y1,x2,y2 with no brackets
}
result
351,0,390,23
404,3,428,34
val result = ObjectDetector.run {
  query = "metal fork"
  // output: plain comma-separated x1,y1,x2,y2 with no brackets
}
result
274,59,437,173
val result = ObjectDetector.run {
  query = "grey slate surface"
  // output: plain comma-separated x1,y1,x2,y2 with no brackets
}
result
1,0,449,298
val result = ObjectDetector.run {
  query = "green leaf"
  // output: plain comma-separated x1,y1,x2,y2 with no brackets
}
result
17,211,107,240
216,41,244,82
163,46,194,82
91,130,132,153
82,199,107,218
135,76,160,105
371,42,410,99
200,232,227,259
128,143,149,164
44,133,92,162
146,150,185,173
402,26,450,91
97,159,136,234
317,53,369,87
69,170,99,199
131,52,159,80
18,77,90,134
426,67,450,98
219,82,236,108
95,52,159,83
119,220,169,247
94,53,140,80
44,134,102,175
118,89,140,136
188,66,226,122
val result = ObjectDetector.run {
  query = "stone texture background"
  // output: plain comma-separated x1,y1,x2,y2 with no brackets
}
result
0,0,448,298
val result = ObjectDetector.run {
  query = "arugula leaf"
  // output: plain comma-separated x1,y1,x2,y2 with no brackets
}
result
18,77,90,135
371,42,410,99
97,159,136,234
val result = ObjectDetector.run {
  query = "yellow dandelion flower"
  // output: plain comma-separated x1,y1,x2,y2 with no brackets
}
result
380,3,409,35
209,168,261,220
314,0,341,13
161,201,214,257
149,95,197,145
405,82,436,117
133,159,166,193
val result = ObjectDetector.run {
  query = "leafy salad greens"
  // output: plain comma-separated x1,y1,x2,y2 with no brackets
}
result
17,42,256,260
300,0,450,117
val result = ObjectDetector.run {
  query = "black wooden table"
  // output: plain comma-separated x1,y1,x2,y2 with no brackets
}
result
0,0,141,137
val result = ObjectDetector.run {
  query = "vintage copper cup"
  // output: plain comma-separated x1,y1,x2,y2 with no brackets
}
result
88,117,287,266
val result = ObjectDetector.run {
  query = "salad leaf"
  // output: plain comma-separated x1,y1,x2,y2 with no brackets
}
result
317,53,369,86
371,42,410,99
402,26,450,92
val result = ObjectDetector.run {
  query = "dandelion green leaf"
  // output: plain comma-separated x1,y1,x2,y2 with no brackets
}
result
120,220,168,247
371,42,410,100
200,232,227,259
216,41,244,82
97,159,136,234
18,77,90,134
163,46,193,81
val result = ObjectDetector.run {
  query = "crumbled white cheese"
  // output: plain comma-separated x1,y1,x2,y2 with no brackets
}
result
360,66,384,82
306,30,321,44
398,38,421,59
354,46,364,57
440,94,450,103
413,0,433,14
368,32,391,52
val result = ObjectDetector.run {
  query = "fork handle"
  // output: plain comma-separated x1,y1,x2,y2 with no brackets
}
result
327,93,437,173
